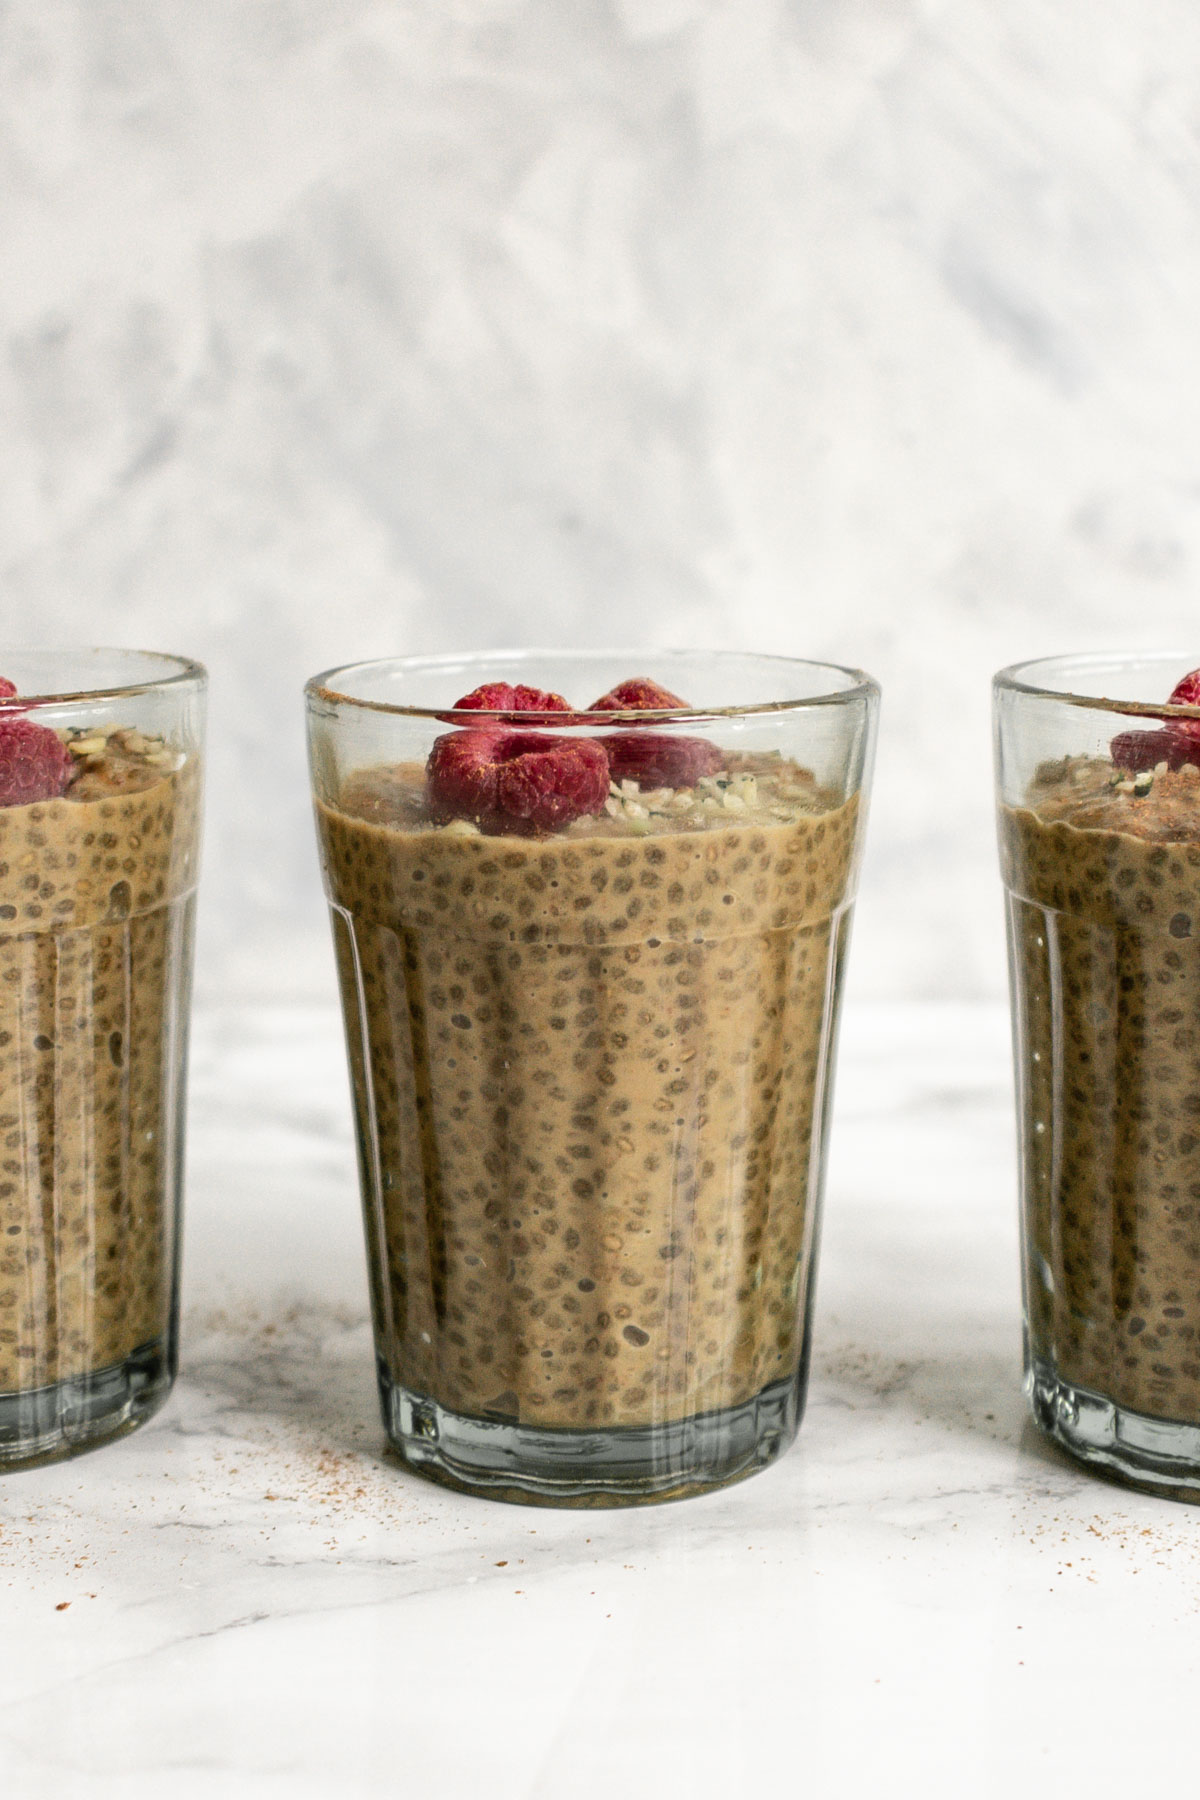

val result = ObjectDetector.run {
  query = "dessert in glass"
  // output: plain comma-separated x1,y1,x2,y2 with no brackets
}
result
307,651,878,1505
0,650,205,1468
996,652,1200,1500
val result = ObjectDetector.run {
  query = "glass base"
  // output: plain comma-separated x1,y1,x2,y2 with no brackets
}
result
380,1366,802,1508
1029,1352,1200,1503
0,1339,172,1472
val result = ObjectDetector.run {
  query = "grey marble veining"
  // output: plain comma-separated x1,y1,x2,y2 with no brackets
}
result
2,1001,1199,1798
4,4,1200,1009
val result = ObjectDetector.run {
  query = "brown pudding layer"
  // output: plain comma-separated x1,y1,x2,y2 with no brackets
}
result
0,730,200,1395
1001,753,1200,1423
317,758,859,1432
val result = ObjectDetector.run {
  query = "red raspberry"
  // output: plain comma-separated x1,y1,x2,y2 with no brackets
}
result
441,682,573,723
0,716,73,806
1168,668,1200,745
0,678,17,701
427,729,609,835
1110,728,1193,773
605,732,723,788
588,677,688,714
587,674,722,788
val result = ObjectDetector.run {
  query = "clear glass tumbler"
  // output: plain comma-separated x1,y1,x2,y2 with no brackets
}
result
0,649,205,1468
307,649,878,1505
996,651,1200,1500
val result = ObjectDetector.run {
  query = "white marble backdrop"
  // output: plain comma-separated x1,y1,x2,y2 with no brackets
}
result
4,0,1200,1002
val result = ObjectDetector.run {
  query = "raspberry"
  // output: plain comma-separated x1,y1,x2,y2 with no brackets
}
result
587,674,722,788
1110,728,1192,773
0,716,73,806
588,677,688,714
442,682,573,723
0,678,16,701
1168,669,1200,744
427,729,609,834
1109,666,1200,767
605,732,723,789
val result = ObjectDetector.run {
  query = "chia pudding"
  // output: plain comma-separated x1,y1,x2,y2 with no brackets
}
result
317,753,859,1436
1001,750,1200,1425
0,723,200,1419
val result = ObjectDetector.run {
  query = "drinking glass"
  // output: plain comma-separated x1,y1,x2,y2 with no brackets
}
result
0,649,205,1467
308,649,877,1505
996,651,1200,1499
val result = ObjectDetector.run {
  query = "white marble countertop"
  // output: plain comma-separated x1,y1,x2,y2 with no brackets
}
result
2,1000,1197,1799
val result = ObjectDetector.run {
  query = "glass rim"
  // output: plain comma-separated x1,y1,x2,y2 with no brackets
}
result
993,650,1200,723
305,647,880,722
0,648,207,709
